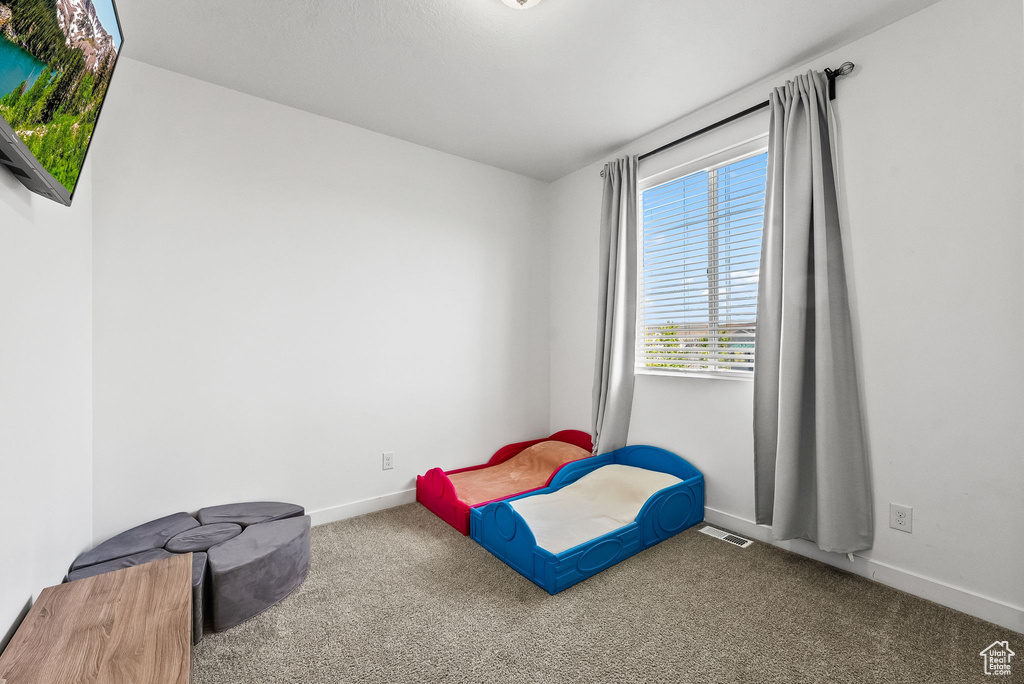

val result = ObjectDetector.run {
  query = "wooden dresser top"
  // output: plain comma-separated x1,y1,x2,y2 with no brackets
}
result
0,553,192,684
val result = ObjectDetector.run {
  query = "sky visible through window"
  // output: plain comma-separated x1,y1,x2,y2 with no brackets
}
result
639,151,768,372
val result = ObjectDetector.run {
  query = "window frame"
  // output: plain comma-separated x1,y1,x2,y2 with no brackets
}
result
635,134,769,381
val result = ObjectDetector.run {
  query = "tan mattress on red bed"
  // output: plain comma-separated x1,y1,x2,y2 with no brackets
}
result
447,441,592,506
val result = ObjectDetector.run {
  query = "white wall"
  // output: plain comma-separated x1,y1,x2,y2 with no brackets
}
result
90,59,551,541
0,163,94,645
547,0,1024,631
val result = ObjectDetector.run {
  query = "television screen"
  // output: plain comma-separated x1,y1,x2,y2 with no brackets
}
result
0,0,121,205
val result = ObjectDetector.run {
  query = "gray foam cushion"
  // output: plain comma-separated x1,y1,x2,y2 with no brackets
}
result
207,515,311,631
70,512,199,571
192,551,207,587
197,501,304,528
66,548,175,582
166,523,243,553
192,552,207,645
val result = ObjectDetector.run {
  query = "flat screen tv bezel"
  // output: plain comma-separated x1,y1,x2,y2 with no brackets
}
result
0,0,124,206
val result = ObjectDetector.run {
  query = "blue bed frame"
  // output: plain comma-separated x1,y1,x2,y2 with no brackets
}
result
469,445,704,594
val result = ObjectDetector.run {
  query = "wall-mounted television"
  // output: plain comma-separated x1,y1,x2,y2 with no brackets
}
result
0,0,121,206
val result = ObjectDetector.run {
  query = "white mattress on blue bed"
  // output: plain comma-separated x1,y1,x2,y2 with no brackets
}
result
508,464,682,554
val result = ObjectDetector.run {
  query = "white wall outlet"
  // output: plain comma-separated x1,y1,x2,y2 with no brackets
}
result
382,451,394,471
889,503,912,533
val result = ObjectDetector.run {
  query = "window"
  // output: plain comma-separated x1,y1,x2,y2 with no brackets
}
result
637,143,768,377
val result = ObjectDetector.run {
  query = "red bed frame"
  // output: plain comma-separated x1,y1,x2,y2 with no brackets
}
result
415,429,594,535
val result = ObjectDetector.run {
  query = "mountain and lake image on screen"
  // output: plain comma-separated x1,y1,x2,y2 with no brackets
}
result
0,0,121,202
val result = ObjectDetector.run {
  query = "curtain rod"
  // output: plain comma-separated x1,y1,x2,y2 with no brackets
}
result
601,62,855,176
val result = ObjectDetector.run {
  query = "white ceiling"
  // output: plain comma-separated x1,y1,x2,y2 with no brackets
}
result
115,0,939,181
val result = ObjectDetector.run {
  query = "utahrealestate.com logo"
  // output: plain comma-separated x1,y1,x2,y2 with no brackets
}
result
979,641,1015,676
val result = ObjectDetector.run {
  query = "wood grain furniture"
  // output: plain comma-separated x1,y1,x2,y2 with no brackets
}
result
0,554,192,684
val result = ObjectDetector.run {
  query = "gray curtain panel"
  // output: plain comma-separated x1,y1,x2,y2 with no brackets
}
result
592,156,638,454
753,71,872,554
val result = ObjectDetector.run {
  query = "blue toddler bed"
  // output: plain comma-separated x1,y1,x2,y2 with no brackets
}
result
470,445,704,594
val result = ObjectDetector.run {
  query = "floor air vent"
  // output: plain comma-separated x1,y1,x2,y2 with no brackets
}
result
699,526,753,548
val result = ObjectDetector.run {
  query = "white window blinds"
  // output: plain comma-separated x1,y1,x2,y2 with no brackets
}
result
637,149,768,376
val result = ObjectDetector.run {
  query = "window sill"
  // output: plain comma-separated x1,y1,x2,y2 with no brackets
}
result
634,368,755,382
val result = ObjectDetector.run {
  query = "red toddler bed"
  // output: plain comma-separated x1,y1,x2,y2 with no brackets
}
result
416,430,593,535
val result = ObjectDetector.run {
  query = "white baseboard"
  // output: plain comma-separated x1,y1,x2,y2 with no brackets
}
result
703,506,1024,634
309,488,416,527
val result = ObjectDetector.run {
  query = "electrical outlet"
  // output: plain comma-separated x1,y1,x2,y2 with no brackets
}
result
889,503,912,533
382,451,394,471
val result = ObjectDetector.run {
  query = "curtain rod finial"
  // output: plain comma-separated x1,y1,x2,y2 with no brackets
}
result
824,62,854,100
826,62,855,79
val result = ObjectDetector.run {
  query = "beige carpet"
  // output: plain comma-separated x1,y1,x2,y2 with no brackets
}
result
192,504,1019,684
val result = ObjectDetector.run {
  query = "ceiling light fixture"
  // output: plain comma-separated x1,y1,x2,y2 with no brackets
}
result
501,0,543,9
